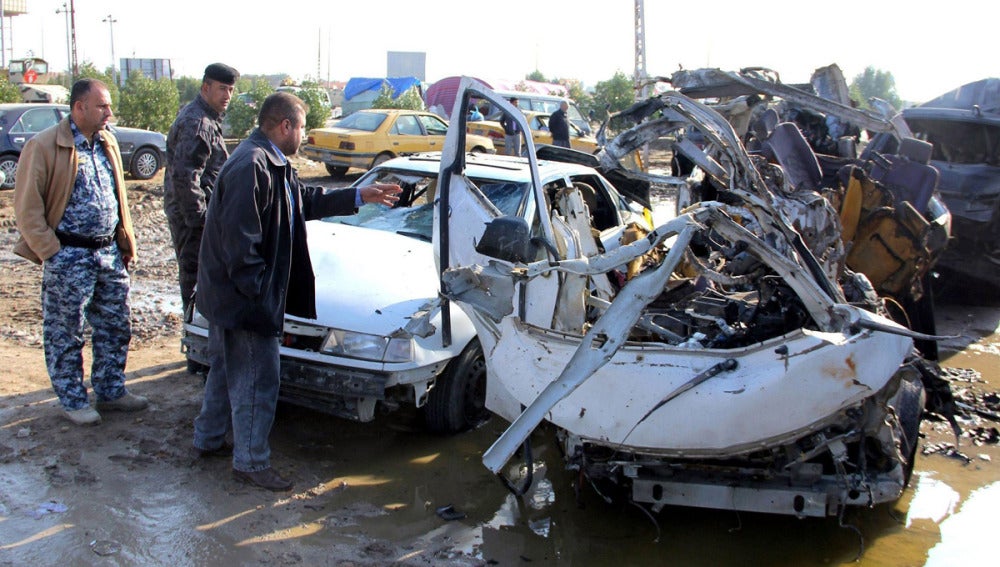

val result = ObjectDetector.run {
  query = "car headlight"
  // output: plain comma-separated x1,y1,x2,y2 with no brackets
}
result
320,329,413,363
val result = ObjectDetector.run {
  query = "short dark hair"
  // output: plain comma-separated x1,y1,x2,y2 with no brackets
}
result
258,91,308,130
70,78,107,107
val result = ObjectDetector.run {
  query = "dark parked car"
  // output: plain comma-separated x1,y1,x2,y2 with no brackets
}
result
0,103,167,189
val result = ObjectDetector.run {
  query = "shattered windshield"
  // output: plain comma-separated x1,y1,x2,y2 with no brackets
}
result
907,118,1000,166
323,168,529,241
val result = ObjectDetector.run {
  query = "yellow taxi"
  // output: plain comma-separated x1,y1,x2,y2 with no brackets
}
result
303,109,495,176
466,110,599,155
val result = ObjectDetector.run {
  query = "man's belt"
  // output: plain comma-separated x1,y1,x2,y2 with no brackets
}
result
55,230,116,249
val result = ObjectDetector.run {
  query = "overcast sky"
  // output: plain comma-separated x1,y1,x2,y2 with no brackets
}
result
7,0,996,103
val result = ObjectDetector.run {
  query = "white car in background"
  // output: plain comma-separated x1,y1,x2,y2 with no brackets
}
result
182,151,650,433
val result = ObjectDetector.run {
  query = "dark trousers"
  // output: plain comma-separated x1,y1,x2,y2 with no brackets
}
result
193,323,281,472
166,213,203,318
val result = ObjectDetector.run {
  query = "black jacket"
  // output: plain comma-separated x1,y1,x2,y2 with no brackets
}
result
196,129,358,336
549,108,570,143
163,95,228,227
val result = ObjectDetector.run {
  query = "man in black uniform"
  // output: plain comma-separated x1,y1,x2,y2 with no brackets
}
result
163,62,239,321
549,100,571,148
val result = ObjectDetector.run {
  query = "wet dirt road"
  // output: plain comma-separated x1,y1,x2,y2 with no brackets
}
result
2,177,998,566
5,299,995,567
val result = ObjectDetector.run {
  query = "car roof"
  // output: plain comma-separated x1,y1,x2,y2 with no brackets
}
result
0,103,69,111
492,90,568,103
354,108,434,117
903,106,1000,126
363,151,603,183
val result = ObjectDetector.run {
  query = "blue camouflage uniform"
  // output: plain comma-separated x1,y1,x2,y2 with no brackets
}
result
42,121,131,410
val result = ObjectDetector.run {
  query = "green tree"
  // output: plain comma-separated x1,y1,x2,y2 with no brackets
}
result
371,84,424,110
0,74,21,103
76,61,120,110
526,70,546,82
299,81,332,131
175,76,201,106
225,78,274,139
117,72,179,133
586,71,635,125
849,67,902,110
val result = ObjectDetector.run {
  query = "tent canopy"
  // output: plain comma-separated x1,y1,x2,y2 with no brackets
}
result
343,77,421,101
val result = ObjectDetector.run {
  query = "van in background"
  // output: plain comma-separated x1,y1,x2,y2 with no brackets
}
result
482,90,591,135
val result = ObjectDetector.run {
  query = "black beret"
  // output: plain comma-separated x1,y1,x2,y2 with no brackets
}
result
203,63,239,85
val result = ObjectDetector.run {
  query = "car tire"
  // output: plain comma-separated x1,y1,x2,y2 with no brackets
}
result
470,146,488,154
129,147,161,180
370,152,394,170
186,358,209,382
325,164,348,177
893,377,925,488
0,154,18,190
423,340,489,434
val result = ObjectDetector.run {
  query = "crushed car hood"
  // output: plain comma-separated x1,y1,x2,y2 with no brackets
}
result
302,220,438,336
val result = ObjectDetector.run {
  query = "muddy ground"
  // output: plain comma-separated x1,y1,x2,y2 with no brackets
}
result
1,154,999,566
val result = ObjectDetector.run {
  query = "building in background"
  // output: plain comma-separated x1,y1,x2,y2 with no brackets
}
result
120,58,173,83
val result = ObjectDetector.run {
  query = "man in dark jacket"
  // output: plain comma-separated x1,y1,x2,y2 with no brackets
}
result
191,92,401,491
500,97,522,156
164,63,238,321
549,101,571,148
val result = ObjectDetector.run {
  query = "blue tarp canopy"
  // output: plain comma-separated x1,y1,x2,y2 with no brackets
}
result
343,77,421,101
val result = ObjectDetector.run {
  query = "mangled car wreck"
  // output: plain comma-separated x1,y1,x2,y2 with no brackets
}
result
434,78,954,519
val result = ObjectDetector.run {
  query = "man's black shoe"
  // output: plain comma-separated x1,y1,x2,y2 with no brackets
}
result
190,442,233,459
232,467,293,492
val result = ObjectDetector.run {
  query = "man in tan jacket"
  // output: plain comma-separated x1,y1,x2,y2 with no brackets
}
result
13,78,147,425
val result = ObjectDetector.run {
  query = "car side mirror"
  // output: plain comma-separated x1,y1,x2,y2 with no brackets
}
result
475,216,537,263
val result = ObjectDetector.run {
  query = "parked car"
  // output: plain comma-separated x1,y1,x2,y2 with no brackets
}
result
0,103,166,189
483,90,592,135
301,109,495,177
106,124,167,180
467,110,600,154
182,151,651,433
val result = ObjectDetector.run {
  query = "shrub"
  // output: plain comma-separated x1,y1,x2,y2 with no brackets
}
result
118,72,179,133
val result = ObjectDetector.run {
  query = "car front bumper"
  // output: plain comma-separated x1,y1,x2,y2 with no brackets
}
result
181,328,448,422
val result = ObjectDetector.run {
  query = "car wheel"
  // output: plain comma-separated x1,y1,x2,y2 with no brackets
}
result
129,147,161,180
325,164,348,177
423,340,489,434
0,155,18,190
186,358,209,382
470,146,488,154
370,152,394,170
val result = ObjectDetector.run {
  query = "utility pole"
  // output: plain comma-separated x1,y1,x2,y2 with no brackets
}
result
56,3,73,81
634,0,648,101
1,2,5,69
102,14,117,86
69,0,78,77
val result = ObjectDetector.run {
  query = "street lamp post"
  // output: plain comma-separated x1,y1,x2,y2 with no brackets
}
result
102,14,117,86
56,3,73,81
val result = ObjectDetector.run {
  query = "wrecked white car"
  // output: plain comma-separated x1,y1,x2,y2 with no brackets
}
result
435,79,953,518
617,65,951,360
183,150,648,433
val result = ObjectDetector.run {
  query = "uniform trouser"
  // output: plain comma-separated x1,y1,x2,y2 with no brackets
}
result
42,244,131,411
165,212,203,318
193,323,280,472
